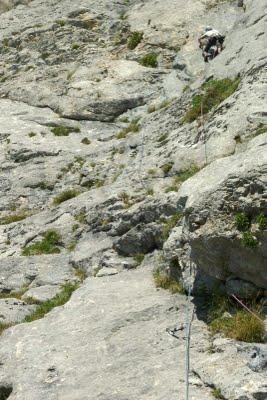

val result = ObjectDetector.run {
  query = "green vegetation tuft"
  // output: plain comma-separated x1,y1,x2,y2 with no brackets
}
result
207,289,265,343
0,212,28,225
0,322,13,336
162,212,182,240
252,124,267,137
133,253,145,265
53,189,80,205
81,137,91,145
242,231,258,248
212,388,224,399
139,53,158,68
161,162,174,176
235,212,250,231
210,310,265,343
74,268,87,282
23,282,79,322
116,120,140,139
51,125,80,136
256,213,267,230
72,43,80,50
22,230,61,256
165,165,200,192
153,271,184,294
28,132,37,137
56,19,66,26
183,78,240,123
127,31,143,50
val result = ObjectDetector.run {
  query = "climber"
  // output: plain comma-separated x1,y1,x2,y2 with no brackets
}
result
198,26,225,62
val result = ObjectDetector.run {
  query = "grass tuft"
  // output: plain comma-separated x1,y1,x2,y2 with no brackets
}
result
241,231,258,248
212,388,224,399
183,78,240,123
51,125,80,136
256,213,267,230
154,271,184,294
235,212,250,231
165,165,200,192
23,282,79,322
22,230,61,256
0,212,28,225
53,189,80,205
139,53,158,68
116,120,140,139
133,253,145,265
210,310,265,343
207,289,265,343
127,31,143,50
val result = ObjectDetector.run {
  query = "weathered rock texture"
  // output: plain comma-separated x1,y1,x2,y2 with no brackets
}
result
0,0,266,398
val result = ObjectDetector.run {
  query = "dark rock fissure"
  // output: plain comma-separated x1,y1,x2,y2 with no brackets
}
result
0,385,13,400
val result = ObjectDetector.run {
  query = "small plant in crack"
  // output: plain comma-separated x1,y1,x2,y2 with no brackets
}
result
53,189,80,205
256,213,267,230
235,212,250,231
22,230,61,256
23,282,79,322
241,231,258,248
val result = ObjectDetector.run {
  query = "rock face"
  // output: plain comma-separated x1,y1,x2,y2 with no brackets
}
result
0,0,266,398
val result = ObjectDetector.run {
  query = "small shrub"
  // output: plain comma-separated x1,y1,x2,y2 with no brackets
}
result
235,212,250,231
134,253,145,265
0,212,28,225
212,388,224,399
154,271,184,294
23,282,79,322
256,213,267,230
127,31,143,50
162,212,182,240
81,137,91,145
183,78,240,123
22,230,61,256
242,231,258,248
53,189,80,205
72,43,80,50
161,162,174,175
139,53,158,68
51,125,80,136
28,132,37,137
